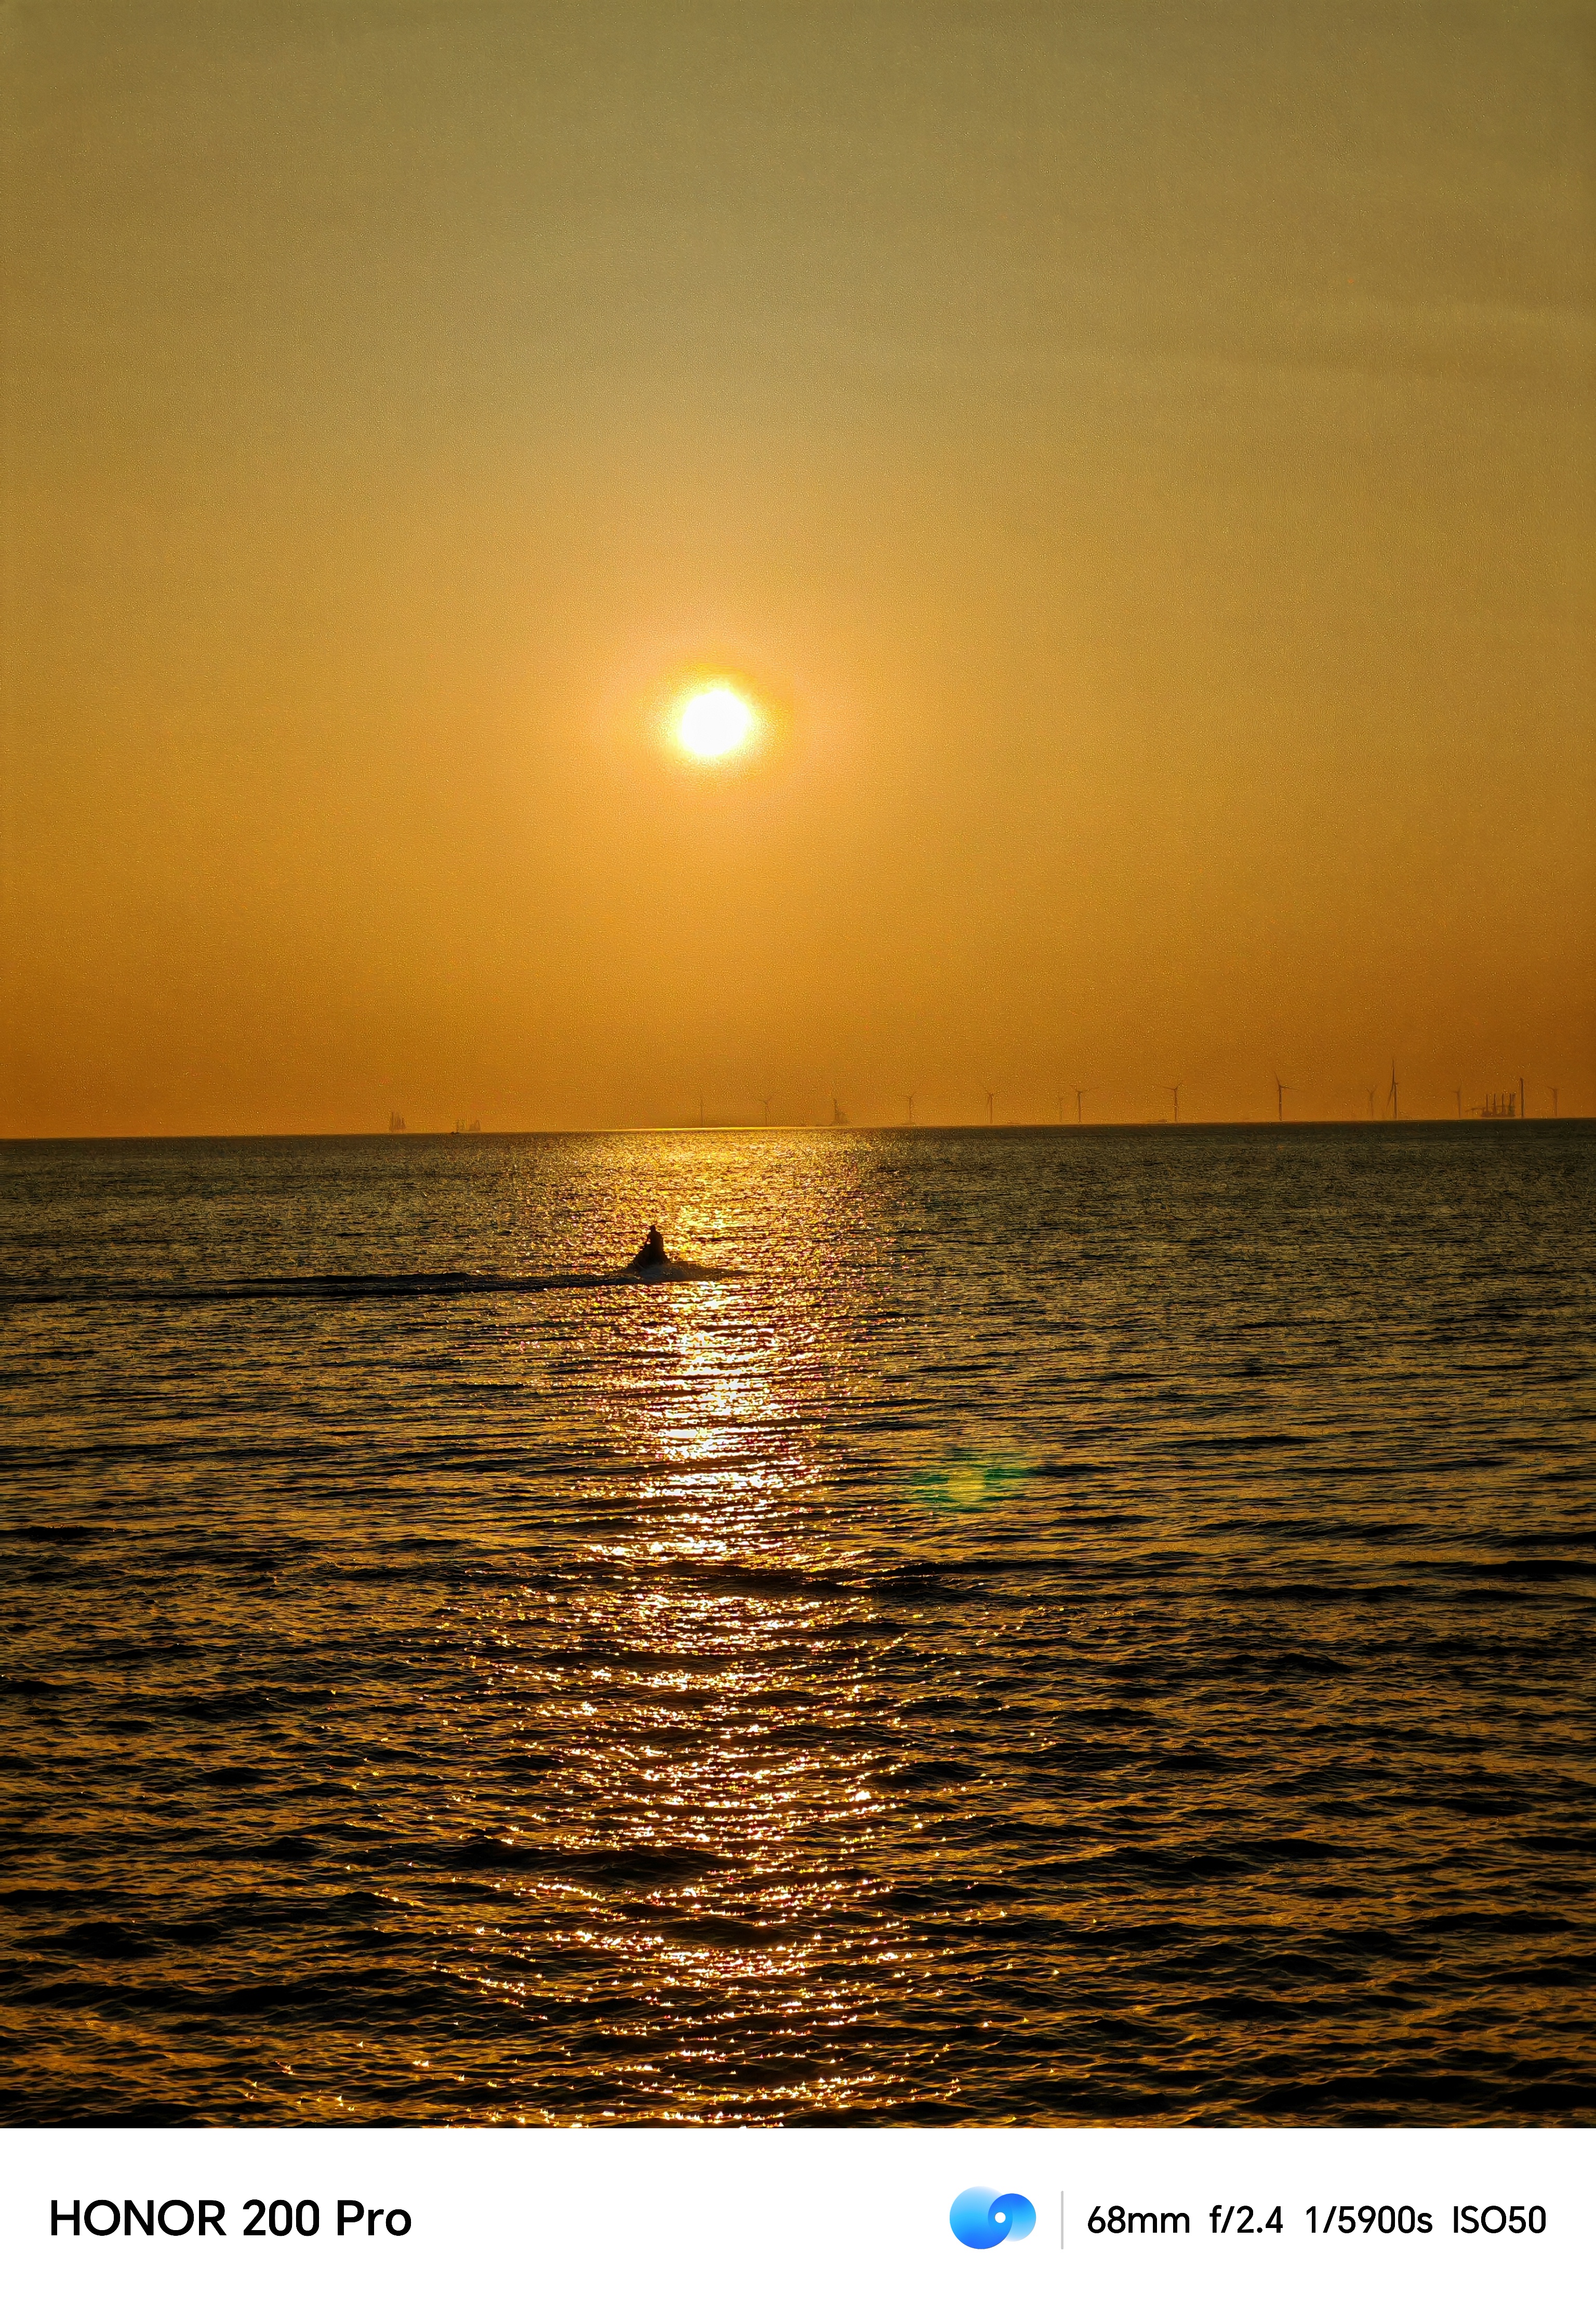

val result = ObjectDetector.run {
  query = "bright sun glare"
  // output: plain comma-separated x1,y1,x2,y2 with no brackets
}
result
673,683,761,763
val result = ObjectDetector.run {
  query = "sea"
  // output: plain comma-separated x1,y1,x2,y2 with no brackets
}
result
2,1124,1592,2126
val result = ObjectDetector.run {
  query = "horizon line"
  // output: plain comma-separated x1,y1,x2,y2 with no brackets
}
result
3,1116,1589,1145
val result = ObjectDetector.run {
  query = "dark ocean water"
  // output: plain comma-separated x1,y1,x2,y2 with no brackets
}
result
2,1124,1592,2126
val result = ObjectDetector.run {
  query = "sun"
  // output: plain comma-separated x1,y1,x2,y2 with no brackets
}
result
672,682,762,764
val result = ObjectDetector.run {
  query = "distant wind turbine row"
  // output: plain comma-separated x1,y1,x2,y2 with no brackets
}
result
388,1069,1575,1131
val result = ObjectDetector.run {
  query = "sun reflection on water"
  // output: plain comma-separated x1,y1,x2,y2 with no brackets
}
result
450,1225,918,2118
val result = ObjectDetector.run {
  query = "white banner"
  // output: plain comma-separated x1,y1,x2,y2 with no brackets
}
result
4,2124,1587,2307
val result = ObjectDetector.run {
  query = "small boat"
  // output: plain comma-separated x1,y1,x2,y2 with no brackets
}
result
619,1226,732,1283
627,1225,670,1275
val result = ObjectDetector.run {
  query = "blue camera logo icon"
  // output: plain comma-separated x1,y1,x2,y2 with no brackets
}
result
950,2187,1036,2250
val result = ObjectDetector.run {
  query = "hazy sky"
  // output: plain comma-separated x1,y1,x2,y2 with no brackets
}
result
3,0,1592,1131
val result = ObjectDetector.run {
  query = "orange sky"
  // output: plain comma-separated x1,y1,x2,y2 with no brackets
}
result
3,2,1591,1132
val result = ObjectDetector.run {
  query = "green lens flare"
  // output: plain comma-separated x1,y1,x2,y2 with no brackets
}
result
911,1452,1029,1513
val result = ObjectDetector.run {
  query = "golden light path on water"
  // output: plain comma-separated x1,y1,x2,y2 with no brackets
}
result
440,1203,918,2121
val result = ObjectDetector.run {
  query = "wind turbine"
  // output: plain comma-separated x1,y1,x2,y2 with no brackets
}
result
759,1094,772,1125
1274,1075,1292,1123
1552,1086,1560,1119
1168,1084,1181,1124
1073,1086,1093,1124
1385,1060,1399,1121
903,1092,916,1126
831,1094,847,1126
985,1089,996,1125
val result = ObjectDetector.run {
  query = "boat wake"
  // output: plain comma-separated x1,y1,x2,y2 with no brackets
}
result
3,1264,739,1308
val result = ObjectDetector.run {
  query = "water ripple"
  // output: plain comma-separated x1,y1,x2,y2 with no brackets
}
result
1,1124,1591,2124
